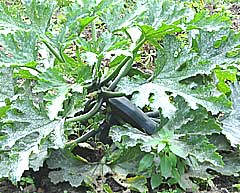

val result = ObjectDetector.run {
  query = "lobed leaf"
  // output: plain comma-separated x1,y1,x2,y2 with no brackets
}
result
47,149,112,187
0,98,65,183
222,82,240,147
0,31,38,67
0,67,14,103
110,96,223,166
33,68,83,120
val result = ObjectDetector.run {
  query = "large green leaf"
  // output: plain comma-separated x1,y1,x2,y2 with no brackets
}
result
0,2,28,33
0,67,14,118
110,97,222,166
22,0,57,33
118,32,235,115
110,147,145,176
0,98,65,183
192,30,240,67
0,0,56,33
101,0,146,32
187,11,231,31
139,0,192,40
47,146,145,188
140,1,231,42
0,31,38,66
119,31,240,117
33,68,83,120
222,82,240,147
187,136,223,167
47,149,112,187
0,67,14,103
211,152,240,176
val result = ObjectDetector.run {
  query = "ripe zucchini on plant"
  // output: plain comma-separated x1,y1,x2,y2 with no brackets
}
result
108,96,157,134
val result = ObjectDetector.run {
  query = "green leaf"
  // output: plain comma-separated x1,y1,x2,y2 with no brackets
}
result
0,2,28,33
192,30,240,67
111,147,146,176
117,79,176,118
117,32,234,116
103,184,113,193
150,173,162,189
172,168,181,182
126,176,148,193
214,68,237,94
157,143,166,153
34,68,83,120
0,67,14,103
187,136,223,167
222,82,240,147
166,97,222,135
151,33,233,114
169,141,188,159
0,0,56,33
187,11,231,31
160,155,172,178
143,0,193,28
0,31,38,66
0,98,65,183
22,0,57,33
78,0,112,15
47,149,112,187
101,0,146,32
211,152,240,176
139,0,193,40
138,153,154,172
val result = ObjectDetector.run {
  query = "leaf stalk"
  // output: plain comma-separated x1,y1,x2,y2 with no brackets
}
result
42,39,64,63
65,98,103,123
100,37,146,87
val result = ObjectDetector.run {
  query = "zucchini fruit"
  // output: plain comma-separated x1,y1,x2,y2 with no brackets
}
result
108,96,157,134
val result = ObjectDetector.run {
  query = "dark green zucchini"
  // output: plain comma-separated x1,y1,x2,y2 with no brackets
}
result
108,96,157,134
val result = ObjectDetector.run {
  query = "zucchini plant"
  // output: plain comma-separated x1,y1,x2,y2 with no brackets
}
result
0,0,239,192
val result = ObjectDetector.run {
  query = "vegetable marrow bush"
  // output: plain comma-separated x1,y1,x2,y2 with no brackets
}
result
0,0,240,192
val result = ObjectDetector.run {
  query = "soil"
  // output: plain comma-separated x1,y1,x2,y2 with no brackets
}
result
230,3,240,31
0,167,239,193
1,144,239,193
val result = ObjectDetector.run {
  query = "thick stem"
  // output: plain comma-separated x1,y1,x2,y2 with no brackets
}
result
146,111,160,118
65,128,100,147
100,37,146,87
65,98,103,123
108,57,134,90
100,89,126,98
100,56,130,87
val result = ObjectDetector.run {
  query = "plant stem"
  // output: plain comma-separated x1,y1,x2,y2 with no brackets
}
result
146,111,160,118
42,39,64,63
100,37,146,88
65,98,103,123
13,65,41,73
108,57,134,90
91,16,97,42
100,89,126,98
100,56,130,87
65,128,100,147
